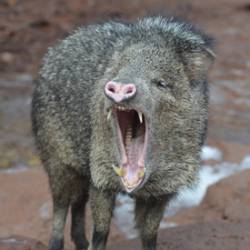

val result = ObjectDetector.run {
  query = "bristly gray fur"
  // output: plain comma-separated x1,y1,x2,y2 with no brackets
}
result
32,16,214,250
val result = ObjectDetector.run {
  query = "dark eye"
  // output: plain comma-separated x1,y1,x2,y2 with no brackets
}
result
152,79,172,90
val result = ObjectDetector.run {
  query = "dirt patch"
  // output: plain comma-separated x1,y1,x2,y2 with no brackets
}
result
109,219,250,250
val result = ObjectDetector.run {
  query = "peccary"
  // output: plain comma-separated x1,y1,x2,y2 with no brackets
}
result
31,16,215,250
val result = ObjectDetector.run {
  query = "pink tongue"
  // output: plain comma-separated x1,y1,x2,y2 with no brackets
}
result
123,135,144,186
127,135,144,175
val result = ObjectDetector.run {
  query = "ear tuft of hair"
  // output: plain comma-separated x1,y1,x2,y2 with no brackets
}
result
137,16,216,82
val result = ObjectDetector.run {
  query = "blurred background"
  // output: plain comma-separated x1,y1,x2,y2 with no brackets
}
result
0,0,250,249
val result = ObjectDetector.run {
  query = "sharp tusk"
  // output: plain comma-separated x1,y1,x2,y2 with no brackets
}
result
112,165,126,177
138,169,145,178
107,109,112,121
138,111,143,124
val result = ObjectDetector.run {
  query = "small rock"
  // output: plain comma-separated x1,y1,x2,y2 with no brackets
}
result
39,201,52,220
0,52,14,64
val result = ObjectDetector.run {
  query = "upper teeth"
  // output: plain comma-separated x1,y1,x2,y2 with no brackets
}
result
107,109,112,120
138,111,143,123
117,106,126,111
107,107,144,124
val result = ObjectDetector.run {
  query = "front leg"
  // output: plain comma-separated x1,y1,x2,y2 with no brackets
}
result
49,200,69,250
88,186,115,250
135,194,175,250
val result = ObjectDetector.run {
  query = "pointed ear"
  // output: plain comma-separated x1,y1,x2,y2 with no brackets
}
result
182,47,216,82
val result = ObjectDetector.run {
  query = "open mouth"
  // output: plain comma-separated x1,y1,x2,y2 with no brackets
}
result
108,106,148,192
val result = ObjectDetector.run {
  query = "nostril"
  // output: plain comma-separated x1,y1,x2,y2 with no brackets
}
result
105,82,117,94
108,86,115,93
126,87,134,94
124,84,136,96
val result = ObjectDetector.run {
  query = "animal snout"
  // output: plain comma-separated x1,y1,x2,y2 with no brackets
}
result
104,81,136,103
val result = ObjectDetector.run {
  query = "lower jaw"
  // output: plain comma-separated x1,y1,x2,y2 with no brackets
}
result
121,176,144,193
118,149,147,192
119,132,148,192
120,164,146,192
112,161,146,192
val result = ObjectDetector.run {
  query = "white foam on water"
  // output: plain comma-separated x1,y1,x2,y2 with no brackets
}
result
200,146,223,161
0,164,28,174
160,221,177,229
240,155,250,169
2,238,18,243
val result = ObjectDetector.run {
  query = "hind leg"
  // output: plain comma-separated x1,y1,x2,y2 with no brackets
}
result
49,196,69,250
71,193,89,250
48,170,71,250
48,169,89,250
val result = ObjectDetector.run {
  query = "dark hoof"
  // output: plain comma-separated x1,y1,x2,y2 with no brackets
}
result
48,237,63,250
75,241,89,250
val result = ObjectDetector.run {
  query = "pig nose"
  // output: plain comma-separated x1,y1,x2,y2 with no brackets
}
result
104,81,136,103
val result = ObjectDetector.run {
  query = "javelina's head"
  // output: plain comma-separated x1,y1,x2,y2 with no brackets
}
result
90,17,215,194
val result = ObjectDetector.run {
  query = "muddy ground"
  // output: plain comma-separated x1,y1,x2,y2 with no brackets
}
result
0,0,250,249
